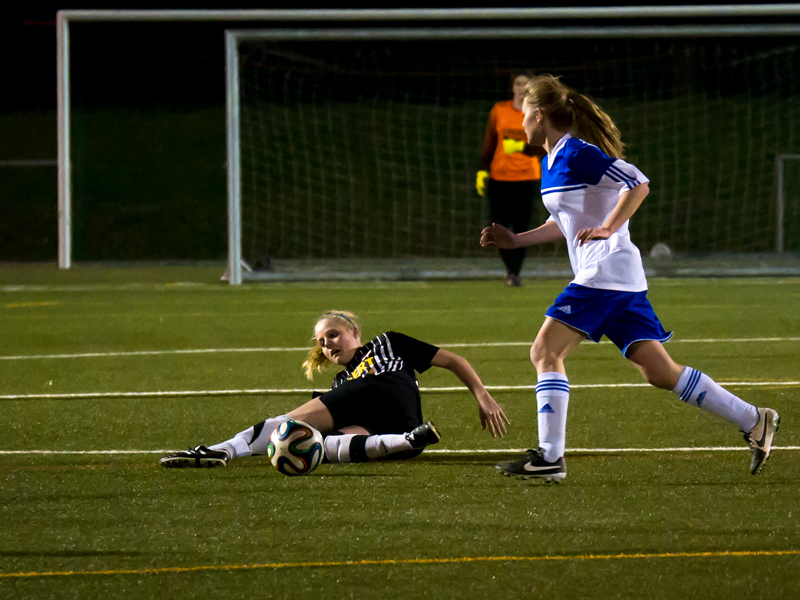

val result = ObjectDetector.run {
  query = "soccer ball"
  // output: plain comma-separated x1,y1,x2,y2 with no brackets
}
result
267,419,324,476
649,242,673,260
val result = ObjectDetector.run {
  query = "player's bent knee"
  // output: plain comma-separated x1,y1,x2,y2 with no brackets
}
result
530,343,562,373
639,366,681,390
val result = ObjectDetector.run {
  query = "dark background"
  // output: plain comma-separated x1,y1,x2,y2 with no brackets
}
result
2,2,799,262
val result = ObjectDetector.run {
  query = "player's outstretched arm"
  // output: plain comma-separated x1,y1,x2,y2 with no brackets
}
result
429,349,509,437
481,219,563,250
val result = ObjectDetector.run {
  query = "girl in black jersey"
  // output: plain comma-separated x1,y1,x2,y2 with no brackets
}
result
160,311,508,468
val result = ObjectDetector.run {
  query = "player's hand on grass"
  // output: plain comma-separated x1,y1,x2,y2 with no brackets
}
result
476,391,510,438
480,223,516,249
576,226,612,246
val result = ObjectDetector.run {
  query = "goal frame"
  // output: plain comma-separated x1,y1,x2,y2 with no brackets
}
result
55,7,800,277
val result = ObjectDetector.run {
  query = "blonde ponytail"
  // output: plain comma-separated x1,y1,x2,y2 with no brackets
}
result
302,345,328,381
524,75,625,159
567,90,625,159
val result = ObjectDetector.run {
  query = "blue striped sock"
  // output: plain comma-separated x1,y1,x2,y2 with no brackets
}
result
672,367,758,431
536,372,570,462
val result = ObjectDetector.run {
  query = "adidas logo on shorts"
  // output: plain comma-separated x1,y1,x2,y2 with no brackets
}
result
557,305,572,314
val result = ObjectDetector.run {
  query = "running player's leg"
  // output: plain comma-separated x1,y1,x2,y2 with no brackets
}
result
627,340,759,428
497,317,584,480
627,340,779,474
529,318,585,461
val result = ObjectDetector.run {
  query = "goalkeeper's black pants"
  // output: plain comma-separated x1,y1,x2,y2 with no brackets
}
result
487,178,541,277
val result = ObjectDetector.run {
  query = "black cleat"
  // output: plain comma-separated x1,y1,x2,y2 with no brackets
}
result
496,448,566,483
405,421,441,449
743,407,780,475
159,446,229,469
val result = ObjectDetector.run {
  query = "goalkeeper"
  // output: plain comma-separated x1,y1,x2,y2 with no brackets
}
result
160,310,509,468
477,70,544,287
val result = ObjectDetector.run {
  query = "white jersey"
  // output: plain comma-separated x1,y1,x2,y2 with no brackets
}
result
541,134,649,292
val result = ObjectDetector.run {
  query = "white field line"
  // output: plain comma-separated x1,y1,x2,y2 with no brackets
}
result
0,347,309,360
2,337,800,361
2,380,799,401
1,446,798,455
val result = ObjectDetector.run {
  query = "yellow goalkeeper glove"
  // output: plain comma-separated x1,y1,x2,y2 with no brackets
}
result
476,170,489,196
502,138,526,154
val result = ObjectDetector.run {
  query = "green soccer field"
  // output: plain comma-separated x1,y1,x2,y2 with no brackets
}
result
1,264,799,599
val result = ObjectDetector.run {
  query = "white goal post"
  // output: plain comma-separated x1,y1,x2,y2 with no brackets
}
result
56,6,800,277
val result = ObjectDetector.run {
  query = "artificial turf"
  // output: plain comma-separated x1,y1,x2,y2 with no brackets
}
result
1,265,798,599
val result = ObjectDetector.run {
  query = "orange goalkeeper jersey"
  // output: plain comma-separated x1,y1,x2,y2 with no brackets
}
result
479,100,542,182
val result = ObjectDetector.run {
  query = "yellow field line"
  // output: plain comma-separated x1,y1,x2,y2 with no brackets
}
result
3,550,799,579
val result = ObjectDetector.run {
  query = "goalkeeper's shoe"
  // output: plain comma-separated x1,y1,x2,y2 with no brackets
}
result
496,448,566,483
405,421,441,449
743,407,780,475
159,446,229,469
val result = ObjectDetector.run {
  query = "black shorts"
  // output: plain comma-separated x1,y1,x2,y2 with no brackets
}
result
318,374,423,435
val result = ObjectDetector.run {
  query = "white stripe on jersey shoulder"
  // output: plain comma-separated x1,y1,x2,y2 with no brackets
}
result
375,333,391,369
381,334,403,372
604,161,641,190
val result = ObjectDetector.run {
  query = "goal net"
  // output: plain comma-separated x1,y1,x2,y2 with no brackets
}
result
228,31,800,282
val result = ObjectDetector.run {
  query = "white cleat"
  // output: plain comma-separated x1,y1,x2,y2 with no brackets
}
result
743,408,780,475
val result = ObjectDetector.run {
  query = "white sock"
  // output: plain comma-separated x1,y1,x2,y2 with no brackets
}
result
209,415,289,459
672,367,759,431
324,434,358,463
324,433,413,463
364,434,413,459
536,372,570,462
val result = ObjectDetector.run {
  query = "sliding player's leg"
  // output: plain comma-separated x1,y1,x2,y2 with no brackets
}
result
319,376,439,463
159,397,333,468
161,377,441,469
323,422,440,463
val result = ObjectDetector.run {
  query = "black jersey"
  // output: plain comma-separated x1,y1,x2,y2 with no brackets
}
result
331,331,439,391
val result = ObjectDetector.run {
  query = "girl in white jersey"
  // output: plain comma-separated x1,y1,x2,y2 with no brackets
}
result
481,75,779,482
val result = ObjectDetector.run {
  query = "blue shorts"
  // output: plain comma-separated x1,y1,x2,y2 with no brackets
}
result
545,284,673,357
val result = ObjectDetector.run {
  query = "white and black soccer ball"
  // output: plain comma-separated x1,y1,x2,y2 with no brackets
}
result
267,419,324,476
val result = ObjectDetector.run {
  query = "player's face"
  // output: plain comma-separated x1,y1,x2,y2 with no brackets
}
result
522,99,544,145
314,318,362,365
512,75,529,103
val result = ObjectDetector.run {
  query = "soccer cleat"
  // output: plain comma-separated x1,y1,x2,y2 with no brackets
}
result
159,446,229,469
496,448,566,483
743,407,780,475
405,421,441,449
504,274,522,288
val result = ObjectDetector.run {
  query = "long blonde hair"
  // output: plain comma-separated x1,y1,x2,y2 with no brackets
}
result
524,74,625,159
301,310,360,380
